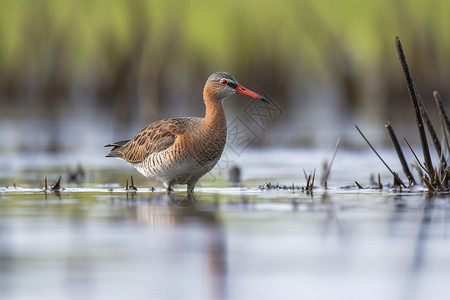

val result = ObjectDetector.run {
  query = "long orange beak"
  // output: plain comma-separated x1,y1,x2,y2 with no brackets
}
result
235,84,270,104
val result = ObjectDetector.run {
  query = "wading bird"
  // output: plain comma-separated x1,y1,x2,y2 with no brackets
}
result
105,72,269,193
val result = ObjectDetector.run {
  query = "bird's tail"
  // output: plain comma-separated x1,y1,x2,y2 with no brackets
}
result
104,140,130,158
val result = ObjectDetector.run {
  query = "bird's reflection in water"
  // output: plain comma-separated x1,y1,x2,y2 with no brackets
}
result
125,192,227,300
167,192,197,208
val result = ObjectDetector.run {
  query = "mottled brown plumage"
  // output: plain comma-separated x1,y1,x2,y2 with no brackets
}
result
105,71,269,193
106,118,187,162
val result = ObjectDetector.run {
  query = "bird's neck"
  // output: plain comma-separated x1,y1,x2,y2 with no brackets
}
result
197,89,228,156
203,96,227,129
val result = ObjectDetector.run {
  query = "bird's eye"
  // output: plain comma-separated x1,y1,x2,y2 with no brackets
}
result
221,79,228,85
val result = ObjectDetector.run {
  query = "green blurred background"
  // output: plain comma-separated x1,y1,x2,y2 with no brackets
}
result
1,0,450,153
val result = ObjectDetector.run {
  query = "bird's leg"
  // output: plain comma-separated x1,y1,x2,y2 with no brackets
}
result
187,184,196,194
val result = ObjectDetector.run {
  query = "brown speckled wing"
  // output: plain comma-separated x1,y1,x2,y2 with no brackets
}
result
120,118,191,163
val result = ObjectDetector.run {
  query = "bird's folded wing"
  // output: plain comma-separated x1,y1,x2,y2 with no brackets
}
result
121,118,189,163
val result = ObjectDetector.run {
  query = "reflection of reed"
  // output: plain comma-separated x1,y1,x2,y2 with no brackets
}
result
412,200,434,272
125,192,227,300
401,198,434,300
319,193,349,249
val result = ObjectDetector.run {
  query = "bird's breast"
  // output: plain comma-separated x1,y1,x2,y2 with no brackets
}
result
185,125,227,166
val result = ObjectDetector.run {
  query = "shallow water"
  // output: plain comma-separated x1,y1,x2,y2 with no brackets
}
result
1,149,449,300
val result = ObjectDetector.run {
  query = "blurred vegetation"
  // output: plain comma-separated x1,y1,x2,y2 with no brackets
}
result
1,0,450,151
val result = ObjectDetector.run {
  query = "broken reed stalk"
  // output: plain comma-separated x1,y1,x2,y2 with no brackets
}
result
321,137,341,189
303,169,310,189
50,176,63,192
385,122,416,185
127,176,138,191
355,124,406,187
306,175,311,190
378,173,383,189
395,36,434,179
303,169,315,192
433,91,450,151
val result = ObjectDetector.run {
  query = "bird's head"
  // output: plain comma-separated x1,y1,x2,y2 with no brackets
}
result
204,71,270,103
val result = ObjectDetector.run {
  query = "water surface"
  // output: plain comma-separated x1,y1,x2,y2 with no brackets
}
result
1,149,449,300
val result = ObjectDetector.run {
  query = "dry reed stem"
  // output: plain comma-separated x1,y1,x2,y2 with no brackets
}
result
385,122,416,186
433,91,450,135
355,124,406,187
321,137,341,189
419,101,445,167
404,137,430,176
395,36,434,179
433,91,450,152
